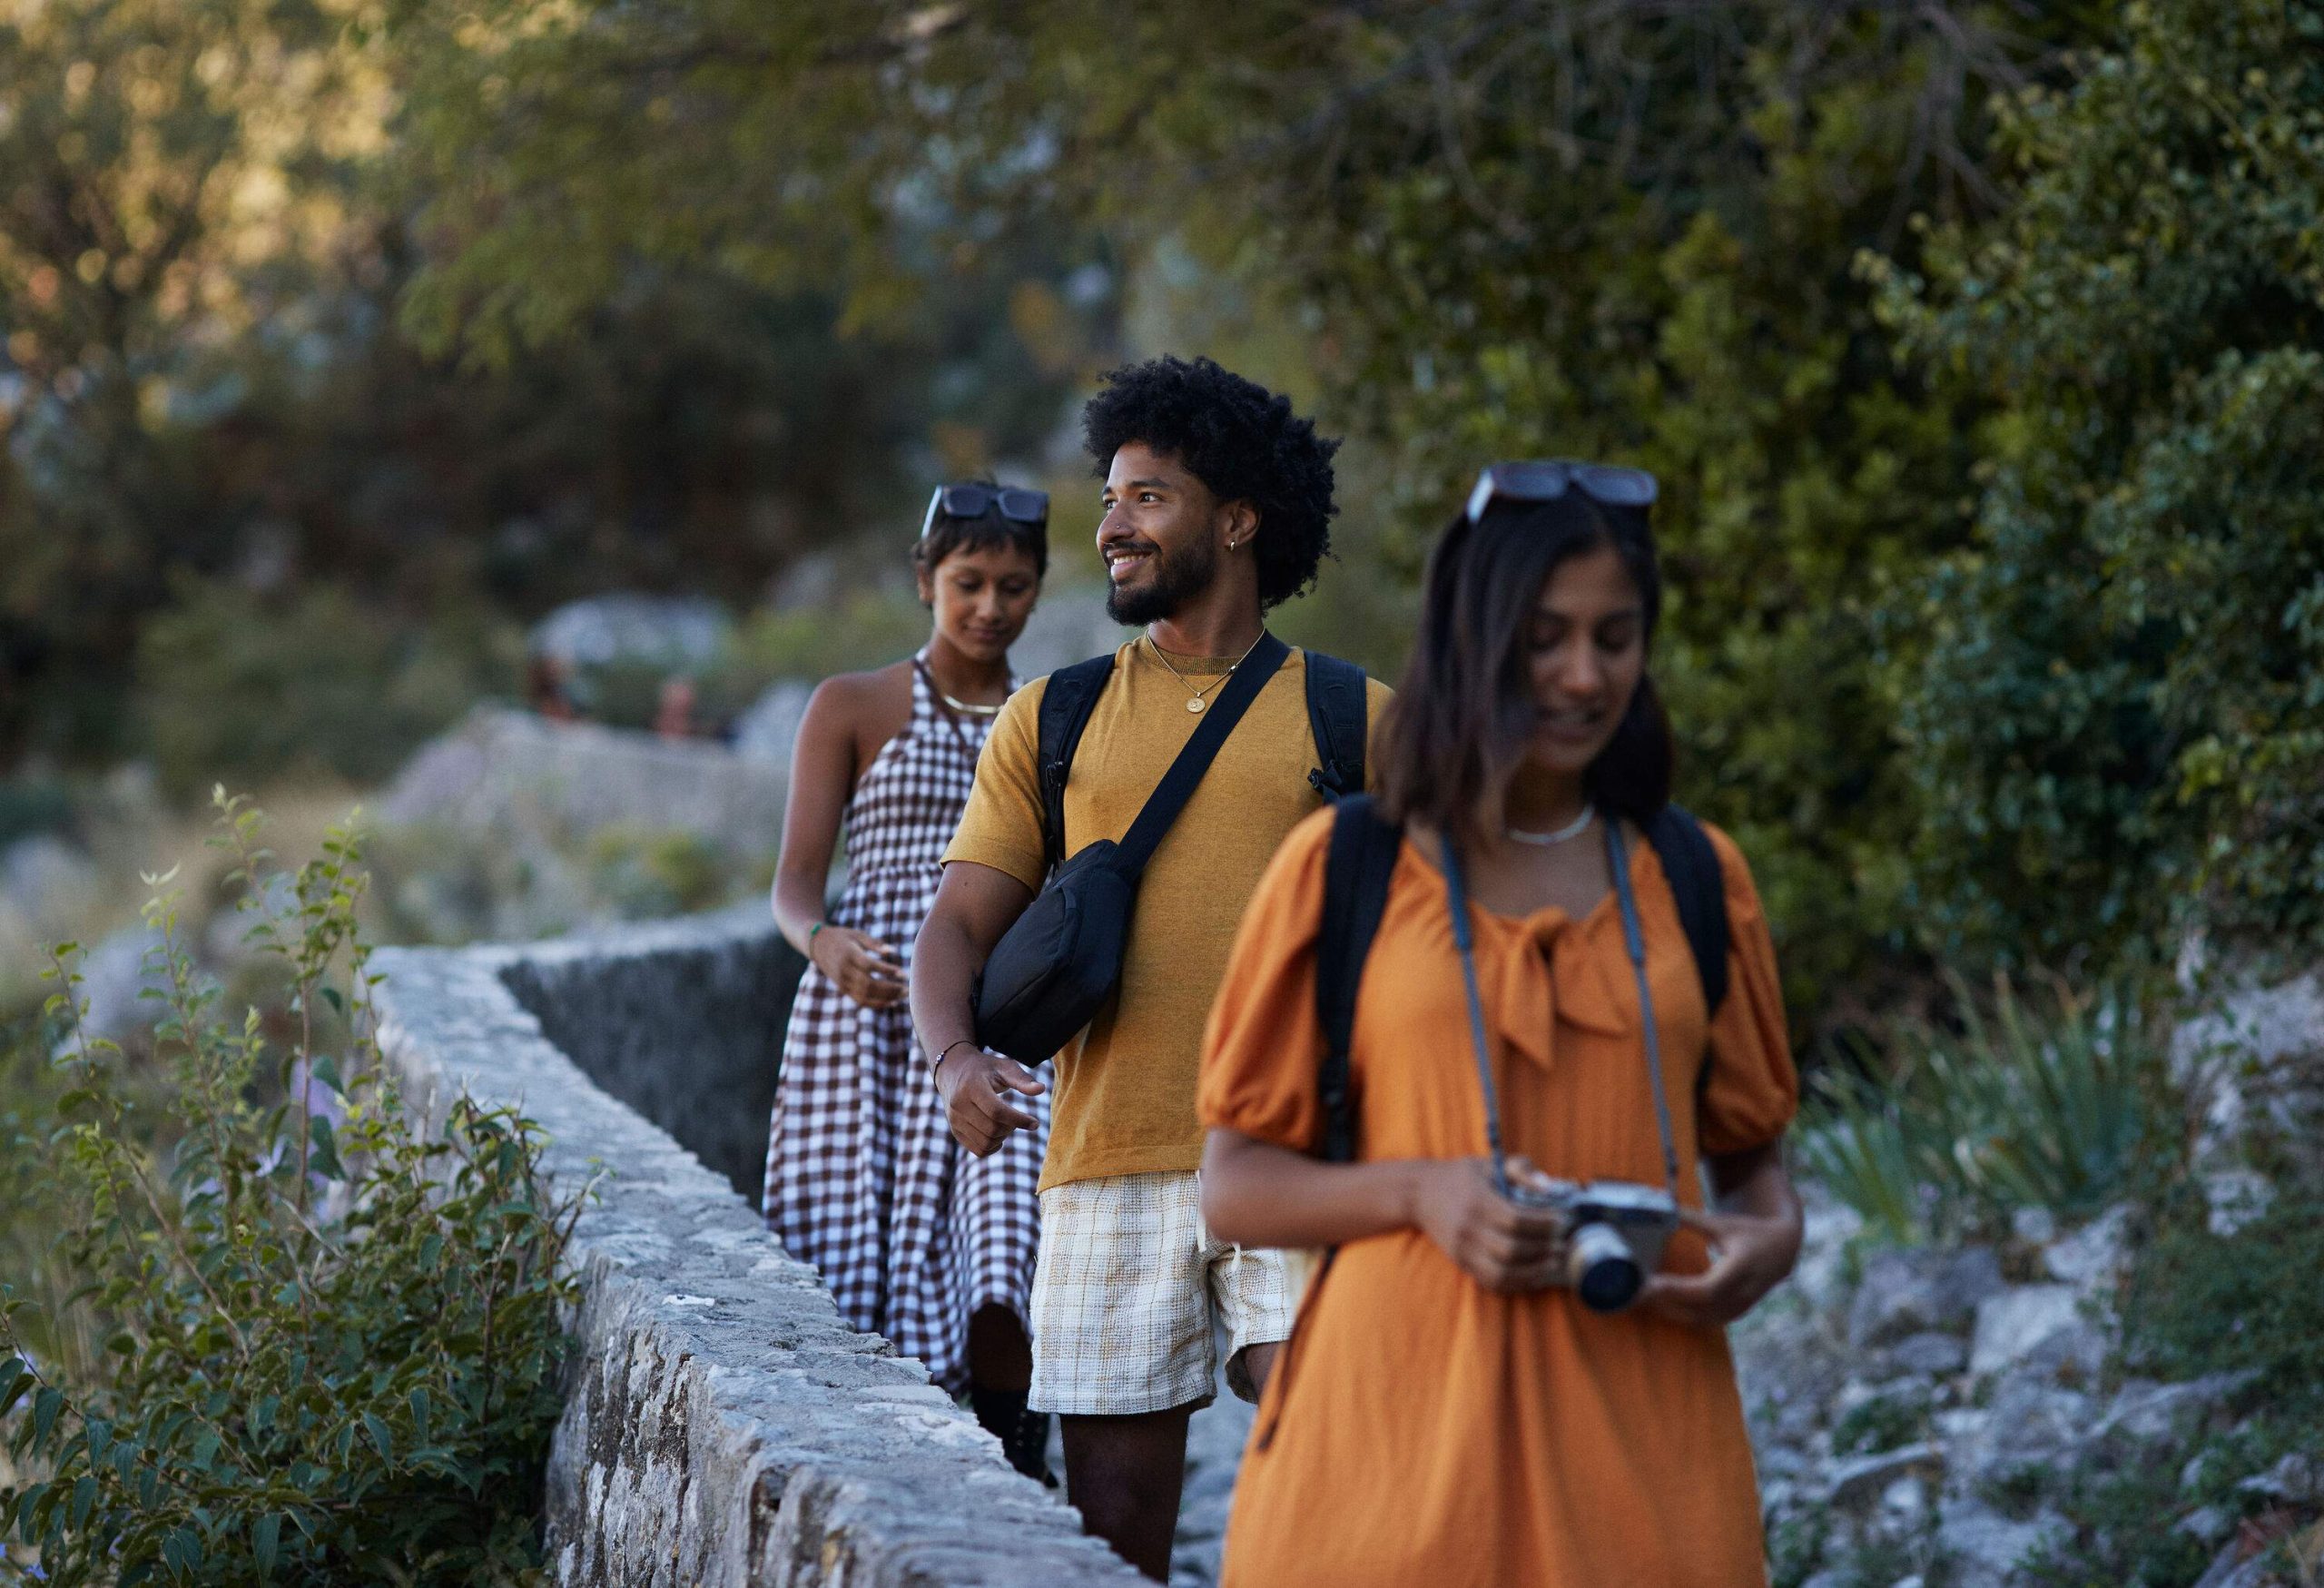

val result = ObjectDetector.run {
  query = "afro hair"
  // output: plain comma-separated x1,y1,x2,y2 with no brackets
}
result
1081,355,1341,609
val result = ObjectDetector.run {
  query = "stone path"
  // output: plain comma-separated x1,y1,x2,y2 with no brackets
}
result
1171,1361,1256,1586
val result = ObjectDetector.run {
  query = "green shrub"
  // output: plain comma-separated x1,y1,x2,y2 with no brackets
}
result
2013,1185,2324,1587
584,826,728,918
135,579,515,800
1798,975,2175,1242
1876,0,2324,968
2123,1186,2324,1396
0,795,577,1584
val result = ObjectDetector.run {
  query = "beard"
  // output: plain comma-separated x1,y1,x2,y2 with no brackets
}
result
1105,534,1220,626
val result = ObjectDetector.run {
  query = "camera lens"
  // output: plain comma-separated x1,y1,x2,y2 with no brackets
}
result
1567,1221,1643,1313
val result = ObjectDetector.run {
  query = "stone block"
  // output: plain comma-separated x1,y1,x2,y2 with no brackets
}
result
1969,1285,2084,1377
375,922,1141,1586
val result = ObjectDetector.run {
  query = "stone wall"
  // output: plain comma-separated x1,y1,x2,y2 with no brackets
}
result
495,908,801,1206
372,912,1139,1587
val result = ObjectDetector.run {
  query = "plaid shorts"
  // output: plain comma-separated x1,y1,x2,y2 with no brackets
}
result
1027,1169,1296,1416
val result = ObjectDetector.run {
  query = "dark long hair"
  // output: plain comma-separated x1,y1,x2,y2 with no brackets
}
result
1376,491,1673,845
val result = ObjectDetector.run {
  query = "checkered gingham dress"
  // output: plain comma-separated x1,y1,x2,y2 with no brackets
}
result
762,655,1049,1395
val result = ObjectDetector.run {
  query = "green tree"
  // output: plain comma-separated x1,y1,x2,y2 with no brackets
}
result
385,1,2102,1023
0,0,364,762
1875,0,2324,966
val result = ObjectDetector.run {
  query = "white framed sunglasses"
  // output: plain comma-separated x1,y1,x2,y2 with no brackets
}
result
920,483,1050,539
1464,459,1659,524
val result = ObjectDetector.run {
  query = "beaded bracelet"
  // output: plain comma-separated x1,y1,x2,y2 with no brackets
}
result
931,1038,979,1075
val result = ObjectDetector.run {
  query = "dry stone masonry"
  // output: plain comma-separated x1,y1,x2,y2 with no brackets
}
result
373,908,1140,1587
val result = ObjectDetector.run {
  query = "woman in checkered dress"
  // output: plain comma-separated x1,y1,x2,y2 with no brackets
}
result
763,484,1054,1478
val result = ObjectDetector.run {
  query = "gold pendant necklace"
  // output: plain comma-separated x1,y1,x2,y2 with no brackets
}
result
1147,631,1265,713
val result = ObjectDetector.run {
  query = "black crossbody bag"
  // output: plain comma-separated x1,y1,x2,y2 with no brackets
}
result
973,633,1292,1062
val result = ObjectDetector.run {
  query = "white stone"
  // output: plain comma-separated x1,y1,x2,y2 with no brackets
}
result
2203,1168,2276,1236
2012,1207,2057,1246
1936,1497,2067,1588
2043,1203,2133,1287
1970,1285,2084,1376
1881,1474,1930,1524
0,834,98,930
1827,1443,1944,1509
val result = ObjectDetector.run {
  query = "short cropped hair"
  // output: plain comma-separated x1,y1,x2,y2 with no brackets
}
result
911,482,1049,582
1081,355,1340,608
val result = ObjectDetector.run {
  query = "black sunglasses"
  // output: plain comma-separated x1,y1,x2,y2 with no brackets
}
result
1463,459,1659,525
921,483,1050,539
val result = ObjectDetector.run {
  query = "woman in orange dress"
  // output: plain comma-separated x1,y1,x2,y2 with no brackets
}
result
1196,460,1802,1587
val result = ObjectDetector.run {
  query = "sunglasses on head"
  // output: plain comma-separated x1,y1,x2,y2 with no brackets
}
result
1463,459,1659,525
920,483,1050,539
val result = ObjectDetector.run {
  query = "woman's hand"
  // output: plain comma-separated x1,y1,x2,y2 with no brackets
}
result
812,926,907,1008
1407,1157,1570,1295
1639,1206,1801,1327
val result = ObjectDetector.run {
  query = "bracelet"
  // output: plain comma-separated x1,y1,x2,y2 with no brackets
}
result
807,922,828,950
931,1038,979,1075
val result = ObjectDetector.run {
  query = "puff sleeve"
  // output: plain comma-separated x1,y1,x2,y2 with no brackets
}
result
1695,824,1799,1157
1196,808,1337,1153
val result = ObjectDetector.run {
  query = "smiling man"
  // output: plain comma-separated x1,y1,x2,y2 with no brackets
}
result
910,355,1389,1579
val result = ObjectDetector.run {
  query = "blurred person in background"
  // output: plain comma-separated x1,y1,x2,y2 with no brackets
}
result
1196,461,1802,1586
761,482,1056,1479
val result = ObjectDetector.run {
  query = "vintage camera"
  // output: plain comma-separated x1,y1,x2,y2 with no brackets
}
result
1504,1176,1680,1313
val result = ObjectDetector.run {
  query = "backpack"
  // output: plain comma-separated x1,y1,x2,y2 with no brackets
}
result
1033,646,1370,875
1312,794,1729,1163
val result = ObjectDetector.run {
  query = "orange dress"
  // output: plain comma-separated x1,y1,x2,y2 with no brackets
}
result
1196,809,1797,1588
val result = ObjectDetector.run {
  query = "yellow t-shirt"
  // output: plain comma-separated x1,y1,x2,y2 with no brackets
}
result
943,639,1392,1191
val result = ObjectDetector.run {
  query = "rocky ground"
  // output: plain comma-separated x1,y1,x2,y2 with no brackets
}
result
1731,1191,2314,1588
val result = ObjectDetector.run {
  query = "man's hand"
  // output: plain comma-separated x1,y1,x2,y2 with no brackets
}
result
1639,1207,1801,1327
811,926,906,1008
1406,1157,1570,1294
936,1046,1047,1156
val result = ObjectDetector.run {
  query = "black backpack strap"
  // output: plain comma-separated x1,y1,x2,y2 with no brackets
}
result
1034,654,1118,876
1113,633,1292,876
1315,794,1402,1163
1641,804,1728,1021
1302,651,1369,801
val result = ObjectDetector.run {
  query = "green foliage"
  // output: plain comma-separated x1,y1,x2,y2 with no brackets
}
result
0,795,577,1583
1876,0,2324,966
135,578,512,799
1797,976,2174,1242
583,827,726,919
2124,1186,2324,1396
2013,1188,2324,1587
1,0,1111,774
380,0,2115,1026
1831,1386,1934,1458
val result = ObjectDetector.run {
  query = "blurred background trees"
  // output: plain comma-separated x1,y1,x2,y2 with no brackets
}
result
2,0,2319,1036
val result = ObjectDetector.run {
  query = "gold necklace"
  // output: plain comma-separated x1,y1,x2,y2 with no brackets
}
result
1146,631,1265,713
939,691,1004,718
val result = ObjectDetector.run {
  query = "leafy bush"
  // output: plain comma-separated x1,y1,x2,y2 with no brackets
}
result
1797,975,2175,1243
135,578,515,801
0,795,577,1584
2014,1185,2324,1588
2123,1185,2324,1397
1876,0,2324,968
584,826,727,919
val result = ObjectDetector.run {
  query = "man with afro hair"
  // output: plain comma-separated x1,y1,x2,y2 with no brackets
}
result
911,354,1389,1578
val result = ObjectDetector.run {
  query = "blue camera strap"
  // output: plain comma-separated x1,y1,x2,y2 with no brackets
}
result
1438,816,1684,1198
